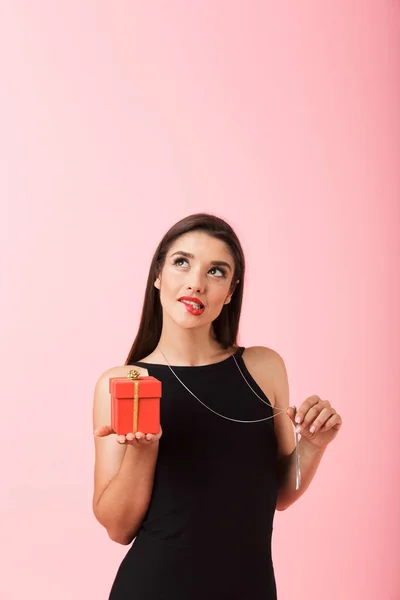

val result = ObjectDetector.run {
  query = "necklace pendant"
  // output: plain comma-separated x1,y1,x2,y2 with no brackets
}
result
293,406,301,490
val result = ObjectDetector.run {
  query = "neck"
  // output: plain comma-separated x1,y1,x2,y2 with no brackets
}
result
155,318,230,367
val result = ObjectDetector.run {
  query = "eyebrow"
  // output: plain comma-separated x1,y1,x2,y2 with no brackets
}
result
170,250,232,271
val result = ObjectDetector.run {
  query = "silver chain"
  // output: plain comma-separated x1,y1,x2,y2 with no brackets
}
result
158,348,288,424
156,347,301,489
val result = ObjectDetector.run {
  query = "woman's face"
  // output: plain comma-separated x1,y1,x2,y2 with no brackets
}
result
155,231,237,330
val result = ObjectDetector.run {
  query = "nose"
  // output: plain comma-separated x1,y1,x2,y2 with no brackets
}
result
186,269,205,294
187,284,201,293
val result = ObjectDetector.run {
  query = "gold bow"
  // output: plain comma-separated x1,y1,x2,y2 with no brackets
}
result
127,369,140,432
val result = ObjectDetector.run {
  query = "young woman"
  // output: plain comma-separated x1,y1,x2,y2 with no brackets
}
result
93,213,342,599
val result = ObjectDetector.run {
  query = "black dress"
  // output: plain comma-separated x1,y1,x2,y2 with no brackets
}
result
108,347,279,599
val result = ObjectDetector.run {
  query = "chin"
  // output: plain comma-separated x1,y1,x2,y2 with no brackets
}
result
174,315,207,329
165,309,208,330
162,301,221,330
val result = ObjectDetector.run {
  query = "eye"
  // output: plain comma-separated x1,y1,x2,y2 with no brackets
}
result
173,257,189,268
209,266,226,278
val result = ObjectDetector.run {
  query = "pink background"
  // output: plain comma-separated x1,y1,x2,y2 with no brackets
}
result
1,2,399,599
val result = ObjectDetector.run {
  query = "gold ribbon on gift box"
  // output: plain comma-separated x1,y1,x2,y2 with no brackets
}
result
127,369,140,433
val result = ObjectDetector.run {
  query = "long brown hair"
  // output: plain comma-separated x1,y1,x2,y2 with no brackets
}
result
124,213,246,364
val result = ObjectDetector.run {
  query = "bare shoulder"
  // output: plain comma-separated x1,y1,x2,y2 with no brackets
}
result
241,346,289,406
242,345,286,376
243,345,282,363
244,346,294,461
239,346,278,406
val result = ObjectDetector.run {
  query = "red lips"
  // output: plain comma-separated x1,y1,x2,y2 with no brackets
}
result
178,296,205,308
178,296,205,316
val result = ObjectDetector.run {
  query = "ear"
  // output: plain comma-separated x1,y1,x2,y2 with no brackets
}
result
224,279,239,305
154,275,161,290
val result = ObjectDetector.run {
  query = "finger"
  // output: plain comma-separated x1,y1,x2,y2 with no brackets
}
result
115,432,160,445
134,432,155,444
138,430,163,444
286,406,296,422
307,408,335,434
320,413,342,432
296,397,332,425
294,396,321,424
301,402,330,428
299,406,320,428
141,432,162,444
119,428,163,445
94,425,115,437
124,432,149,443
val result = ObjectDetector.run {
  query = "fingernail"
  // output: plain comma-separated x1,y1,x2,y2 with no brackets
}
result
295,416,301,424
310,425,316,433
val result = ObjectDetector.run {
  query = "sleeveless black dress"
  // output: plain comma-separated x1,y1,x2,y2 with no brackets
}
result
108,347,279,599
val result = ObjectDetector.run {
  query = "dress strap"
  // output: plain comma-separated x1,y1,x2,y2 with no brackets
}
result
235,346,246,359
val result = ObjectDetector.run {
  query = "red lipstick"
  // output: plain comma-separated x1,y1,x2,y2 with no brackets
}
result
178,296,205,316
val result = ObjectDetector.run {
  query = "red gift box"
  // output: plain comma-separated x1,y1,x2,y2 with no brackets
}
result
109,369,161,435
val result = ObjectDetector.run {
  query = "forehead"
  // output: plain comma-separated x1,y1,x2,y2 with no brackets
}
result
168,231,233,261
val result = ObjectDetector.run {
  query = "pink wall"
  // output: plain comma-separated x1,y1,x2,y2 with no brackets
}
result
2,2,399,598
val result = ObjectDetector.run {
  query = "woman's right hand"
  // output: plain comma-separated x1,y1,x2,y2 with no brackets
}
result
94,425,163,446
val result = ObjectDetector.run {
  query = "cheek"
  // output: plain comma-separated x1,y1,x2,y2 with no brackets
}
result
158,271,180,300
209,283,231,305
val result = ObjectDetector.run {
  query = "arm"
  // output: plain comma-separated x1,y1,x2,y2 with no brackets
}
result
269,350,342,510
266,350,325,510
92,368,160,545
275,437,326,510
243,347,336,511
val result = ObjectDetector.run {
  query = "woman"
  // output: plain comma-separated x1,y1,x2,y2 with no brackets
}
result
93,213,342,599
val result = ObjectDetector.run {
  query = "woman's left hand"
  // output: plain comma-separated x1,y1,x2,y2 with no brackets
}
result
286,396,342,449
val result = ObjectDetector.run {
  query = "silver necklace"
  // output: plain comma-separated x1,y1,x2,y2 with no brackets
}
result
158,347,301,489
158,347,287,423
